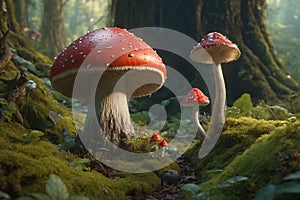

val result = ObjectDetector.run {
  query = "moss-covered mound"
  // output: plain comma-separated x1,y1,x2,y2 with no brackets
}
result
0,62,168,200
185,117,300,199
0,122,160,199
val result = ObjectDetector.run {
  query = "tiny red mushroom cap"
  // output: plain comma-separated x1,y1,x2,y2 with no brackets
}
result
150,133,163,142
50,27,166,98
190,32,241,64
160,140,168,147
181,88,210,106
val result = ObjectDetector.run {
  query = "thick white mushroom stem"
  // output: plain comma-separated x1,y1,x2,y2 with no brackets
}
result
199,62,226,158
192,103,209,139
96,71,135,146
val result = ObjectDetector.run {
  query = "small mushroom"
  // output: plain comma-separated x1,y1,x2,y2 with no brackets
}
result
159,139,168,157
51,27,167,146
181,88,210,139
190,32,240,158
150,133,163,142
150,133,163,152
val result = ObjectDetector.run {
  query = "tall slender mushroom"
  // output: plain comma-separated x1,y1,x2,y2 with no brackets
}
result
51,27,166,146
181,88,210,139
190,32,240,158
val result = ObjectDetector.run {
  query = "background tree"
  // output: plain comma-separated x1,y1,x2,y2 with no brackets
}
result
266,0,300,82
38,0,66,59
112,0,299,106
12,0,30,28
0,0,51,74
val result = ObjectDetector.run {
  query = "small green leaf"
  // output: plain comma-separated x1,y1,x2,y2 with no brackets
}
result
232,93,253,115
68,196,90,200
275,182,300,195
283,171,300,181
61,135,76,150
216,176,249,188
161,99,170,107
30,193,52,200
45,174,69,200
253,184,276,200
205,169,223,173
0,191,11,199
193,192,210,200
181,183,201,194
77,158,90,164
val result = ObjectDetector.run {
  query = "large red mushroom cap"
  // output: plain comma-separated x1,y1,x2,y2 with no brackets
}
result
190,32,241,64
50,27,166,98
181,88,210,106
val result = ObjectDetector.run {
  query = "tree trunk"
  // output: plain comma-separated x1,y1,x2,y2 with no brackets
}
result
38,0,66,59
12,0,29,29
112,0,299,105
0,0,51,75
69,0,80,33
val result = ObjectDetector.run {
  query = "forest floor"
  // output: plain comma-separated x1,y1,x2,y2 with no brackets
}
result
127,156,198,200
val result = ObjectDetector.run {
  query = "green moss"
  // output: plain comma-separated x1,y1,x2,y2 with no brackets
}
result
0,66,172,199
0,121,165,199
185,118,300,200
186,117,279,177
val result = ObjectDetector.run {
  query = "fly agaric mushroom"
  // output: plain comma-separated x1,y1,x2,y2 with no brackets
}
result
159,139,168,157
51,27,166,146
190,32,240,158
181,88,210,139
150,133,163,143
160,139,168,147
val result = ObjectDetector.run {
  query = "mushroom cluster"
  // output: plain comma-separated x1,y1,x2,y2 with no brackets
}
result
189,32,241,158
51,27,167,146
150,133,168,157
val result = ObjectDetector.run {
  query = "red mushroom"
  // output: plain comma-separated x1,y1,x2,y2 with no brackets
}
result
159,140,168,158
181,88,210,139
190,32,240,158
159,140,168,147
150,133,163,143
51,27,167,146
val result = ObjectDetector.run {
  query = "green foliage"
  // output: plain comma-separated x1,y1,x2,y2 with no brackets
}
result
185,117,300,199
0,98,17,122
60,134,76,151
254,182,300,200
0,191,11,199
181,176,249,200
254,171,300,200
232,93,253,115
16,174,89,200
22,130,45,143
226,93,295,120
215,176,249,189
67,158,90,171
131,112,150,126
0,65,167,199
181,183,202,200
284,171,300,181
